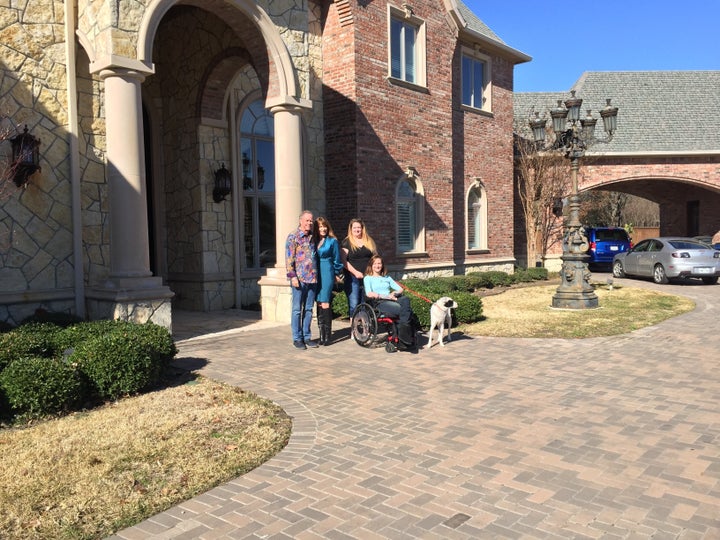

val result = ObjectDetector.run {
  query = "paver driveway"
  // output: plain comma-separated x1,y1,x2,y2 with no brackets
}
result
112,277,720,539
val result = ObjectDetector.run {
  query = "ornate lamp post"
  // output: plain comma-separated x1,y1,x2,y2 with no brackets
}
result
529,91,618,309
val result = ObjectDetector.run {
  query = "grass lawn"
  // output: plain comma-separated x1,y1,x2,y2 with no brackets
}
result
0,377,291,540
461,281,695,338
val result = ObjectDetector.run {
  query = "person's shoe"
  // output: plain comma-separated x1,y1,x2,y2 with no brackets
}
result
293,340,307,350
305,339,320,348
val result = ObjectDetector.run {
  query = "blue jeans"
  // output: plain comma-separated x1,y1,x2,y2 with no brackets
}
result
344,272,363,318
291,281,317,342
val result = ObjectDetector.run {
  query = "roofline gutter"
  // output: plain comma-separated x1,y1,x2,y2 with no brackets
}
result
443,0,531,64
587,150,720,158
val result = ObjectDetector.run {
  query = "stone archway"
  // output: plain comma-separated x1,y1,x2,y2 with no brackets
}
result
136,0,312,320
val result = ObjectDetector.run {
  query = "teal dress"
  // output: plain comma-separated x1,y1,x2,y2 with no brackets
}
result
316,237,343,303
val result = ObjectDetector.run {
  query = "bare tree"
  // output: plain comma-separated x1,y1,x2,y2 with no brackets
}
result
514,131,569,267
622,195,659,227
580,191,627,227
580,191,659,229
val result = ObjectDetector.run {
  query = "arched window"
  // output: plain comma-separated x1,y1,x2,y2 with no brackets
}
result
239,99,275,269
396,169,424,254
467,181,487,250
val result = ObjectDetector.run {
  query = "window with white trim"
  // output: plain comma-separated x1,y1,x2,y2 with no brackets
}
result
388,6,426,87
239,99,276,269
467,181,488,250
396,172,424,254
461,50,491,112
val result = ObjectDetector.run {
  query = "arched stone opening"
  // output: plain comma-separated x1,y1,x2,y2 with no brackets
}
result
580,176,720,238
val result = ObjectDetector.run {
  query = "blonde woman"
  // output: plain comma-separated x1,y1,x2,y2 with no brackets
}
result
341,218,377,318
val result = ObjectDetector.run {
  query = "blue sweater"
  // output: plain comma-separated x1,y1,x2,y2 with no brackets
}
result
363,275,402,298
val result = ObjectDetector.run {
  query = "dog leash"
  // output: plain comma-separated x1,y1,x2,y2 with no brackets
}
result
398,282,433,304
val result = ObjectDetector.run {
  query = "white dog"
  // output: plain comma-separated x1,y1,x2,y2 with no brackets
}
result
424,296,458,349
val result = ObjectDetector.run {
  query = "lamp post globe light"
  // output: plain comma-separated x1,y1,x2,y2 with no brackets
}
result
529,91,618,309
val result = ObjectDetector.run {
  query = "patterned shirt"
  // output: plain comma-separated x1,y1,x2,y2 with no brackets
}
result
285,227,318,284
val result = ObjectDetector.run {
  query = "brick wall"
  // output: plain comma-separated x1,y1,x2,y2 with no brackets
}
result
582,156,720,237
323,0,516,270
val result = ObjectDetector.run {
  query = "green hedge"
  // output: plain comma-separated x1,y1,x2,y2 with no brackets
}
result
331,268,547,329
69,322,177,401
0,323,63,372
0,356,87,420
0,320,177,422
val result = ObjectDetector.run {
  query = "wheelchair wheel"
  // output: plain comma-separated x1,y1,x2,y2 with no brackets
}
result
385,341,397,353
351,303,377,347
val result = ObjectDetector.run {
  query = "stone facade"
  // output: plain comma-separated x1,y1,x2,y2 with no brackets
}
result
1,0,528,327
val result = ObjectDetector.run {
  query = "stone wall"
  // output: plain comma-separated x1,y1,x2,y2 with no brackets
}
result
0,0,77,325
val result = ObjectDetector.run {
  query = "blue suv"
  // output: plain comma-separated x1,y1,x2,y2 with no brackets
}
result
585,227,631,268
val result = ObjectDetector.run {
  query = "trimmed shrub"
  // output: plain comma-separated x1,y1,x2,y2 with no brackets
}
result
517,266,549,281
0,323,63,372
54,319,128,353
445,275,476,292
331,290,348,318
482,271,514,288
401,288,483,329
416,277,454,296
0,356,87,419
70,322,176,401
451,291,484,324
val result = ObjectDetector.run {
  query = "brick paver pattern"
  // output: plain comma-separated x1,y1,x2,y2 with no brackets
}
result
111,278,720,539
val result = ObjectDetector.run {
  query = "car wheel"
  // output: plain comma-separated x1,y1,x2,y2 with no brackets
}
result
612,260,625,278
653,264,669,284
702,276,719,285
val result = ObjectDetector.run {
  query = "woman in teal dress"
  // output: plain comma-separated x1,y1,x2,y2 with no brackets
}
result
314,217,344,345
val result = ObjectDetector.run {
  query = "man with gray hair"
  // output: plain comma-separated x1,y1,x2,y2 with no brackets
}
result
285,210,319,349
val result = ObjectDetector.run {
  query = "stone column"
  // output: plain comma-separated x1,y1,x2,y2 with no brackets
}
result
86,67,173,327
258,101,307,322
102,69,153,280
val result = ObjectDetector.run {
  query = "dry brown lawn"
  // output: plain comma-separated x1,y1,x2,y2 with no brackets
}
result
0,376,291,540
461,282,695,338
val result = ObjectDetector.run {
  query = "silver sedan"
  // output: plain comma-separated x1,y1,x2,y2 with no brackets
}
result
612,237,720,285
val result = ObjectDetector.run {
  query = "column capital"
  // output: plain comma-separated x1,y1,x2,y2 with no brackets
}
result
265,95,313,114
90,55,154,79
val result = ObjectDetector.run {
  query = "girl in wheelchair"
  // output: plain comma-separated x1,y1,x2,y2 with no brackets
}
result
363,255,416,350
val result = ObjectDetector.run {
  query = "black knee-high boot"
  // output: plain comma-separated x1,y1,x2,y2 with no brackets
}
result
316,306,325,345
324,306,333,345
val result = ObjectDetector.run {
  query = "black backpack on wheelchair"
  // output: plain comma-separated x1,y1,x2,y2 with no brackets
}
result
350,300,417,353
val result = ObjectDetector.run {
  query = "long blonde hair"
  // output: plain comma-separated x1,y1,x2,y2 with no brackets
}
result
345,218,377,252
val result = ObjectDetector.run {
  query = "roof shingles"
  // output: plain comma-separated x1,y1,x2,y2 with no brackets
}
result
514,71,720,154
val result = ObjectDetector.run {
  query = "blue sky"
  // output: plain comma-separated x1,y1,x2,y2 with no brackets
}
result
466,1,720,92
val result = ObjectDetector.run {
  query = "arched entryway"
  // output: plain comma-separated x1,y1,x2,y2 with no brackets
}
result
135,0,312,316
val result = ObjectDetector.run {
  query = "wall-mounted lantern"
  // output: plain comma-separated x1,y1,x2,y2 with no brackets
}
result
241,153,251,190
10,125,41,188
213,163,232,203
257,162,265,190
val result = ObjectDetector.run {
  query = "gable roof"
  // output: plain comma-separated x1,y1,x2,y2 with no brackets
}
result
514,71,720,155
445,0,531,64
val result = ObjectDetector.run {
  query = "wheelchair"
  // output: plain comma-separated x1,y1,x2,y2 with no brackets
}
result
350,301,417,353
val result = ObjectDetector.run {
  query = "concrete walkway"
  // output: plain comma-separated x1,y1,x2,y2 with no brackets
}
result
111,276,720,539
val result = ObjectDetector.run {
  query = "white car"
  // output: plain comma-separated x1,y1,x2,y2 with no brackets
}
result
612,237,720,285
